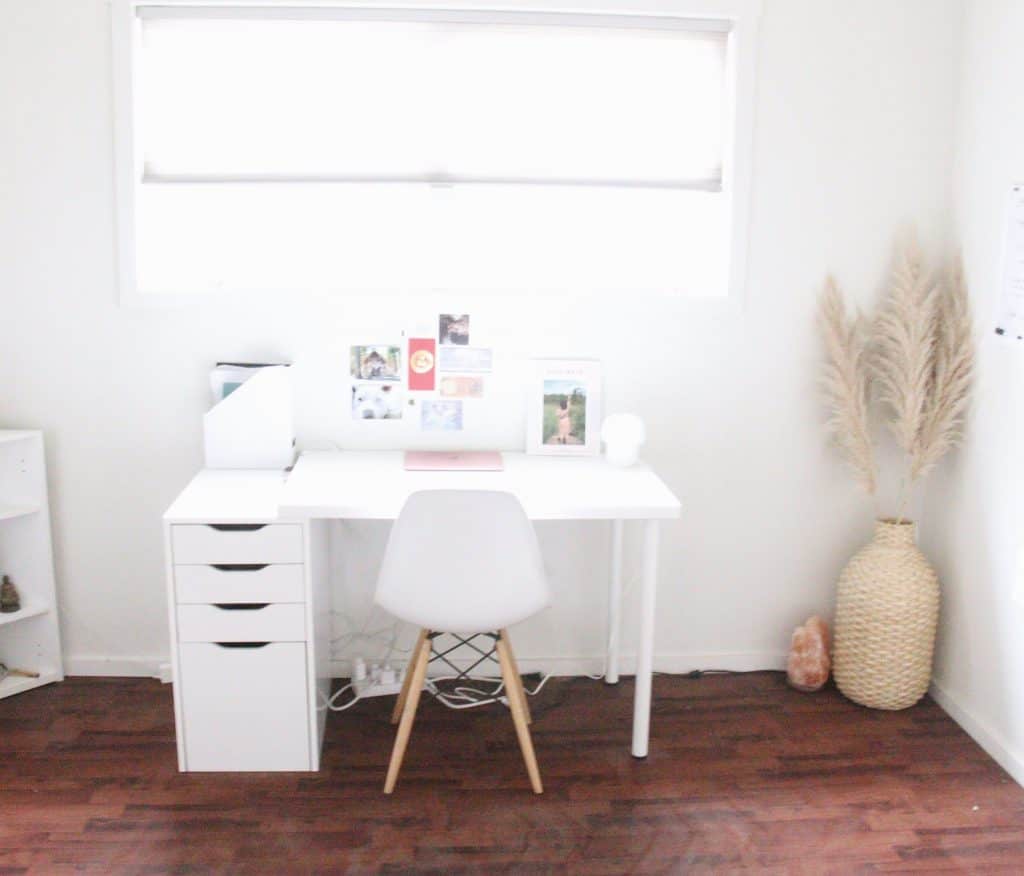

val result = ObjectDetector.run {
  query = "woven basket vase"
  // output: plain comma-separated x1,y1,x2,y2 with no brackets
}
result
832,519,939,710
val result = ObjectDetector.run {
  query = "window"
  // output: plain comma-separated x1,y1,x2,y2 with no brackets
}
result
112,2,758,300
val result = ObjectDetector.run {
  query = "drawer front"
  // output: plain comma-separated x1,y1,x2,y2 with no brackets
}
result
175,564,305,605
177,603,306,643
179,642,310,771
171,524,304,565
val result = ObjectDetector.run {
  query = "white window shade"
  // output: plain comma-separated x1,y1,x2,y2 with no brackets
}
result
138,10,728,190
116,4,748,298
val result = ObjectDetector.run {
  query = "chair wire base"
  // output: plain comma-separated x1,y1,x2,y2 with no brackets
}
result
426,631,500,682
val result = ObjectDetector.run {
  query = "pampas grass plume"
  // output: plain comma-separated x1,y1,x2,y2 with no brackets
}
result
818,276,877,494
912,258,974,480
872,240,938,461
818,239,975,512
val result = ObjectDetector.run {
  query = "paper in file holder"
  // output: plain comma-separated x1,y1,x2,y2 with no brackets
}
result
203,366,295,470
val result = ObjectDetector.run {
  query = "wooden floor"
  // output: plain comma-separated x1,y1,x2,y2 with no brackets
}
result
1,673,1023,874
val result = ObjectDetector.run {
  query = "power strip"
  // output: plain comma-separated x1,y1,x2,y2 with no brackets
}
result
353,676,405,698
352,658,406,699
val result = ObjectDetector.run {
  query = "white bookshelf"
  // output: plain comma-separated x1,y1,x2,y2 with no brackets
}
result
0,431,63,699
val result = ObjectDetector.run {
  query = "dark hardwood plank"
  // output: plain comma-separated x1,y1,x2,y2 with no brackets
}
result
1,673,1023,873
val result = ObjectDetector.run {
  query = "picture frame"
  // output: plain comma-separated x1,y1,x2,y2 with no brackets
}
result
526,359,602,456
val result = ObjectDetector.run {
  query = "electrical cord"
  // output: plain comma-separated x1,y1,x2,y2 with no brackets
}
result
523,673,552,697
424,670,553,709
330,614,404,647
425,673,505,709
320,672,553,713
329,612,416,666
322,665,771,714
320,682,362,712
328,610,565,712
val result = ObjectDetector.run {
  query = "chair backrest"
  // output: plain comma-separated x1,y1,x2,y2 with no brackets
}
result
374,490,549,635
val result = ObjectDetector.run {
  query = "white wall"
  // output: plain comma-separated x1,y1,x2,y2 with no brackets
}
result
0,0,962,677
922,0,1024,786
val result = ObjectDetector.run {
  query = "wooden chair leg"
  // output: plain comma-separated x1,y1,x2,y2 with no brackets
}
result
384,632,432,794
496,633,543,794
499,628,531,724
391,629,429,724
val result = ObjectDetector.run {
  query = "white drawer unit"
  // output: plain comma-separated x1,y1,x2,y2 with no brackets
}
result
164,475,330,773
176,603,306,643
178,642,311,772
175,564,305,605
171,523,304,565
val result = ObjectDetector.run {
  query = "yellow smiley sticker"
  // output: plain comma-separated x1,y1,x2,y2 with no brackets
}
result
409,349,435,374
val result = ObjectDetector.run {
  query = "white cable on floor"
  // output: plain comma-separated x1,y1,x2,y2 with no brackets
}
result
425,671,553,709
424,675,503,709
522,673,552,696
320,682,364,712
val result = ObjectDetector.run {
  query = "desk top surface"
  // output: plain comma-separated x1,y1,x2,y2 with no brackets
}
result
164,469,289,524
165,451,682,523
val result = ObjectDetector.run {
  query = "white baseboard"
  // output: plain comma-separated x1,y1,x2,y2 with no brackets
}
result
65,650,787,682
930,678,1024,789
328,650,788,678
64,656,165,679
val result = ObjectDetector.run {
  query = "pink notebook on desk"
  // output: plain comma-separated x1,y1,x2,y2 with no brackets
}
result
403,450,504,472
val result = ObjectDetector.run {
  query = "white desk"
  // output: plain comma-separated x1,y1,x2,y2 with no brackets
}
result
280,451,682,758
164,451,681,771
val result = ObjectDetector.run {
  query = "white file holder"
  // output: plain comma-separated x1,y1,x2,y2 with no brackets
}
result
203,366,295,470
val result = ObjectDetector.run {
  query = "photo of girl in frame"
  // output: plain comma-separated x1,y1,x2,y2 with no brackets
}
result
526,360,602,456
543,380,586,446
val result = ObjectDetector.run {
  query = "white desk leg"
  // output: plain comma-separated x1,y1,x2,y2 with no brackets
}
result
632,519,659,758
606,519,624,684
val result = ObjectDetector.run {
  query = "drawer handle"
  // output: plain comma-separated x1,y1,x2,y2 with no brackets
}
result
207,523,268,532
211,564,269,572
213,603,270,611
215,642,270,649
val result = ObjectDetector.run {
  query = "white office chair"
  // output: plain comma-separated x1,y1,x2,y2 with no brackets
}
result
375,490,550,794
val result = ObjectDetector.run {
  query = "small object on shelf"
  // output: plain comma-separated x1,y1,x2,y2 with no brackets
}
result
787,616,830,693
0,663,40,682
0,575,20,613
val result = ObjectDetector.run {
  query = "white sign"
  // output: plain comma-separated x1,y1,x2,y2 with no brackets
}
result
996,184,1024,340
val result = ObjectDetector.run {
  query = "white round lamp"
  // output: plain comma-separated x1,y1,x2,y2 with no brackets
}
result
601,414,646,467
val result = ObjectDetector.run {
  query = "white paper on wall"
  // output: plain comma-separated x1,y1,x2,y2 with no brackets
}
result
995,184,1024,340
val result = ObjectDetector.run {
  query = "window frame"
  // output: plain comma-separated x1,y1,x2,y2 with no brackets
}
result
110,0,761,306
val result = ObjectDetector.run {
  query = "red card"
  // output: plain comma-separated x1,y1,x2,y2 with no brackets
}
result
407,338,436,391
